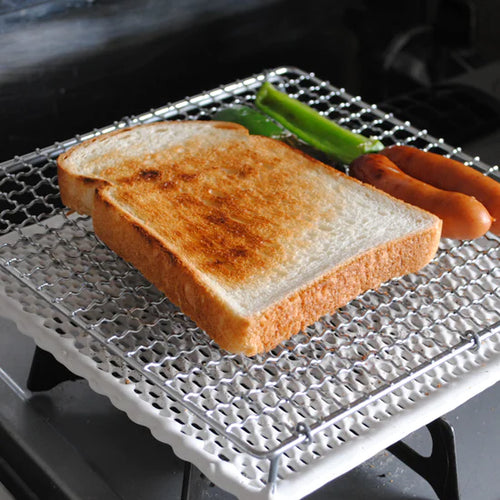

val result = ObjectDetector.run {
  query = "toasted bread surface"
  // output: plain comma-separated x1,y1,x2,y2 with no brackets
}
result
58,121,441,355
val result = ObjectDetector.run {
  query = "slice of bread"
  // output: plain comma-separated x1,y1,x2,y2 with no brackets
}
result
57,121,441,355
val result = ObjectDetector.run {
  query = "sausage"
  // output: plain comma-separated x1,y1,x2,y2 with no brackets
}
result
381,145,500,234
350,154,492,240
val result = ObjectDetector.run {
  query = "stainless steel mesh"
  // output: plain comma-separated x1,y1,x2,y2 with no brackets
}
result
0,67,499,486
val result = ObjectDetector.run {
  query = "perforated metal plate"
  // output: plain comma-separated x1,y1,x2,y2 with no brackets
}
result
0,67,499,500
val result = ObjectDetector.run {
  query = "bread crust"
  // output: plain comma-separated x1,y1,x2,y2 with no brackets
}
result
57,166,106,215
58,121,442,356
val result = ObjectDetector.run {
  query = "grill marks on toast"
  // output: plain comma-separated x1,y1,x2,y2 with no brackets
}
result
102,137,342,287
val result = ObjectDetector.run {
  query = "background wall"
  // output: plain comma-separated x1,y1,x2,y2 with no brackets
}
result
1,0,500,159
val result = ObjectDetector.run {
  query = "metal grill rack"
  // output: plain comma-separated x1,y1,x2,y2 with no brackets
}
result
0,67,499,499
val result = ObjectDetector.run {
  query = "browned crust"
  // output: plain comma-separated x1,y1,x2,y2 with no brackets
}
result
56,121,247,215
93,187,253,353
57,165,105,215
93,183,441,356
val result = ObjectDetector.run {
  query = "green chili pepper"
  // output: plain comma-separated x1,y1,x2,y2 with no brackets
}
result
212,105,284,138
255,82,383,164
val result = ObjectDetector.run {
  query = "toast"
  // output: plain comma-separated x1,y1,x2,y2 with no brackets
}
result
57,121,442,356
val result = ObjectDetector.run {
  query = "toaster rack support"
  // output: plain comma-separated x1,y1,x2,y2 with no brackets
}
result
388,418,459,500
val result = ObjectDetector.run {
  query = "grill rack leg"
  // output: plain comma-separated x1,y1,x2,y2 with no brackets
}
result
181,462,221,500
388,417,459,500
27,346,81,391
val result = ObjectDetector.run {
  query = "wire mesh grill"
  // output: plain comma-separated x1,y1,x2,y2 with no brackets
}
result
0,67,499,491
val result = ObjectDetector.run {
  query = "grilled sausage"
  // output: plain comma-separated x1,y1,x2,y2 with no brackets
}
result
350,154,492,239
381,145,500,234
